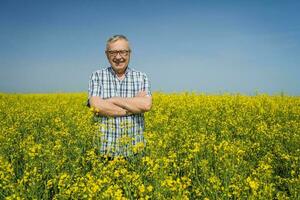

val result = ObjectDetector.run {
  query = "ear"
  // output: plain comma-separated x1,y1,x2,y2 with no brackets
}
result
105,51,109,59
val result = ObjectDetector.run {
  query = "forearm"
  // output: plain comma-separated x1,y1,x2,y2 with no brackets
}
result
109,96,152,114
89,96,130,117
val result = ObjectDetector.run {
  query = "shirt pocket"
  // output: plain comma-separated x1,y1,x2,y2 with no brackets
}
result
133,77,143,96
101,83,115,99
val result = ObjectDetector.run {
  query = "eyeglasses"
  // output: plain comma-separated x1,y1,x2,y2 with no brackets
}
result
106,50,131,57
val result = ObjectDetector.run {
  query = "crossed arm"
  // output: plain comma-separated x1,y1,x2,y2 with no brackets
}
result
89,91,152,117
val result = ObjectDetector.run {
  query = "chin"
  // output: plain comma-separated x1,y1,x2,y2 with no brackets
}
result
114,64,127,69
114,66,124,70
112,66,126,73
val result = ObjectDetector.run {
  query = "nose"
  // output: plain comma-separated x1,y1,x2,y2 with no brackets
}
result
115,52,122,59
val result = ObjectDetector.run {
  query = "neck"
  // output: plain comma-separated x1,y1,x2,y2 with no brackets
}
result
111,66,128,78
116,73,125,81
113,68,126,80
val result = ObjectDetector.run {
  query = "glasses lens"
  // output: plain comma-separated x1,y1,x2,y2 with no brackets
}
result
120,50,129,56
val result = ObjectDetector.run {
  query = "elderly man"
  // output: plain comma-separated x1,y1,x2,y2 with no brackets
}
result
87,35,152,159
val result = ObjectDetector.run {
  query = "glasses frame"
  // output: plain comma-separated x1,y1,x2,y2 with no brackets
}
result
106,49,131,57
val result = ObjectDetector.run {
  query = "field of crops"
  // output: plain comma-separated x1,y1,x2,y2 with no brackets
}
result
0,92,299,199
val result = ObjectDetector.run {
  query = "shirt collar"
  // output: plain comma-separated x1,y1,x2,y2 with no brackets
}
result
108,66,132,77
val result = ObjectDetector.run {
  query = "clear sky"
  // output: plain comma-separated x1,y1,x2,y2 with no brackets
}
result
1,0,300,95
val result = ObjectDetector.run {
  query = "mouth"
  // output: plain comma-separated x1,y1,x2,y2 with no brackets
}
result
113,58,126,66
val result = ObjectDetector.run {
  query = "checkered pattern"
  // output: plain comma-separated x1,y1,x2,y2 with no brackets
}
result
88,66,151,157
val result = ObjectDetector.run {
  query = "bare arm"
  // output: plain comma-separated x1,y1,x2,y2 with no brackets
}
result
89,96,131,117
109,91,152,114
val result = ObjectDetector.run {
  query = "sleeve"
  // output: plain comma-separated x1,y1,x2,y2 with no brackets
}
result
142,73,152,96
87,72,102,107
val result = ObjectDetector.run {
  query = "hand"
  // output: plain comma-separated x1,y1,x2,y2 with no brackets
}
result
109,96,123,104
136,91,147,97
126,110,133,115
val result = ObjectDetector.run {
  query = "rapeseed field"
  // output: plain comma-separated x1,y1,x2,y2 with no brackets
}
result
0,92,299,199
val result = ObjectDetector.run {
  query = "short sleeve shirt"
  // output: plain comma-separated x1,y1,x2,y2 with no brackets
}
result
88,66,151,157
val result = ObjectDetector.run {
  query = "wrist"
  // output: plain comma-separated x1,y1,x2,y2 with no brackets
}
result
109,97,118,104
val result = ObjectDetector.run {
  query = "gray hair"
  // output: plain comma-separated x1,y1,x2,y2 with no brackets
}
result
106,34,131,50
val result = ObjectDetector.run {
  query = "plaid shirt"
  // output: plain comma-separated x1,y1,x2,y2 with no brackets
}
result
88,66,151,157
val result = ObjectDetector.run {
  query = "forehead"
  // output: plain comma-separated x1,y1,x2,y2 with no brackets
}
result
107,39,129,50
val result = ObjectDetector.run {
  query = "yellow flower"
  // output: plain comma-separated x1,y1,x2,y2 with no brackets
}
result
132,142,145,153
147,185,153,192
138,184,145,193
247,177,259,191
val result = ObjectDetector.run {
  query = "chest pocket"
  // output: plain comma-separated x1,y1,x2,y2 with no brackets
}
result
101,77,116,99
129,75,143,97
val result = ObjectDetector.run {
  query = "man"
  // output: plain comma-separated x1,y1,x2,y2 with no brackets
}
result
87,35,152,159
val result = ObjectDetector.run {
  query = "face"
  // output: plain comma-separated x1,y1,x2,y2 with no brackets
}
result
106,39,131,75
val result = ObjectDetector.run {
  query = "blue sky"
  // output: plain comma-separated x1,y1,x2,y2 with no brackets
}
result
1,0,300,95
